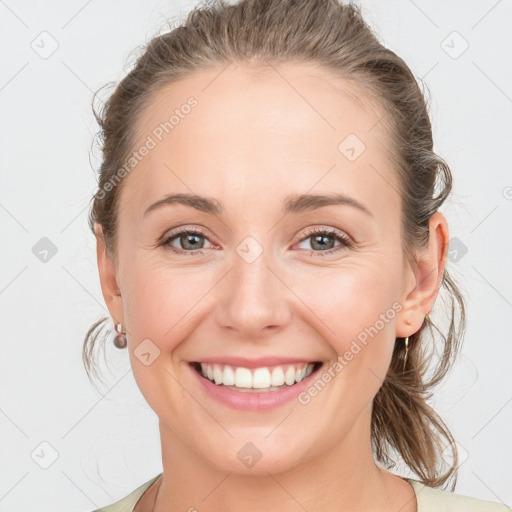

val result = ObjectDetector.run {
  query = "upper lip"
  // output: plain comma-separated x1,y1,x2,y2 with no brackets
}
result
190,356,322,369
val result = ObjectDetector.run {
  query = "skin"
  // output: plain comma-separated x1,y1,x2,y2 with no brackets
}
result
96,61,449,512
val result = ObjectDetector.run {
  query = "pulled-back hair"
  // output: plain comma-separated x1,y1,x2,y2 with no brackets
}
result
84,0,466,490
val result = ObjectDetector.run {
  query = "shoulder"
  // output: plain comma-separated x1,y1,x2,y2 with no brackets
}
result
86,473,162,512
407,479,512,512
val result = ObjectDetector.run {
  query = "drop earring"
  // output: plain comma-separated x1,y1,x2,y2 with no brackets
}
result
403,336,409,370
113,322,127,349
401,314,430,371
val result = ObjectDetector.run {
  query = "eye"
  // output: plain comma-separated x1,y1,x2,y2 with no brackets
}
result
162,227,213,255
160,226,353,257
296,227,353,256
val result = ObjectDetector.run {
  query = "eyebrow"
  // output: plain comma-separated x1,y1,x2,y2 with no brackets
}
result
284,192,373,218
143,192,373,218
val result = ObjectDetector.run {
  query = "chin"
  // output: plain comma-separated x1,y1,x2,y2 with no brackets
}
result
201,438,311,476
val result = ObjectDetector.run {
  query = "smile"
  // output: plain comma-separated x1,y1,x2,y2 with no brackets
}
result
190,361,322,392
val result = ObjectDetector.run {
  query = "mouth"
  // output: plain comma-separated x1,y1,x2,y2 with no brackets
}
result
189,361,323,393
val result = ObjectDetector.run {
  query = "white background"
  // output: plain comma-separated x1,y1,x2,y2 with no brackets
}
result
0,0,511,510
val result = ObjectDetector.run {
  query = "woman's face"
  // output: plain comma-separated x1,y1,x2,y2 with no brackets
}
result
100,62,426,474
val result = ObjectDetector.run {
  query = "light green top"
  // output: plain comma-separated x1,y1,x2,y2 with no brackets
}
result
90,473,511,512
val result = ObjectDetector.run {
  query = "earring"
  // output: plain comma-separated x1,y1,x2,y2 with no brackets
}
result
113,322,127,349
403,336,409,371
402,313,430,371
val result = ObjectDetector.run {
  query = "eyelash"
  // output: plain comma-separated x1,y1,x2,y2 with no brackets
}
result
300,227,354,255
161,226,353,256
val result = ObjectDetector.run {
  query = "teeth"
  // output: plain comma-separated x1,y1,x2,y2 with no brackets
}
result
271,367,285,386
213,364,223,385
284,366,296,385
234,367,252,388
223,365,235,385
253,368,271,389
198,362,316,390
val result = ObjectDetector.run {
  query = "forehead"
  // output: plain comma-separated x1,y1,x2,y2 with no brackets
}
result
121,61,400,220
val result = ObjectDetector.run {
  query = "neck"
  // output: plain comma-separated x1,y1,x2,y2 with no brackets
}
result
151,407,415,512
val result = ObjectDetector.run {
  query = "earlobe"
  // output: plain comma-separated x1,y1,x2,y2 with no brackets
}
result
94,223,124,324
396,212,449,337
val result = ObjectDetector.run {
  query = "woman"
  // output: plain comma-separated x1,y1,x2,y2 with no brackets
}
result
83,0,510,511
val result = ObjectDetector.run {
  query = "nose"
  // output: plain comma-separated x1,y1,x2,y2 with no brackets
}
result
214,243,291,341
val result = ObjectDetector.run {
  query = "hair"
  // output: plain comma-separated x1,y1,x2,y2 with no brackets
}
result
83,0,466,490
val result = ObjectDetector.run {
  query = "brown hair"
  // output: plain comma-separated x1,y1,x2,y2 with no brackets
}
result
84,0,466,490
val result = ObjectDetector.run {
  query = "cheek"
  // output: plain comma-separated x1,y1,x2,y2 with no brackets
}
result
121,253,217,350
301,261,400,385
121,259,210,417
306,260,401,336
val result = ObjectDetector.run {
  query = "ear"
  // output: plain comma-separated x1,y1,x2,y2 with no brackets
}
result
94,222,124,325
396,211,449,338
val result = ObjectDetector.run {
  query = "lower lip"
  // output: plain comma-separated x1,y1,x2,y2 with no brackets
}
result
189,362,322,411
